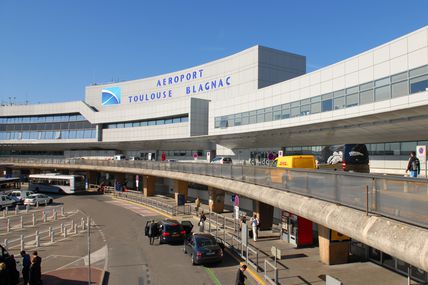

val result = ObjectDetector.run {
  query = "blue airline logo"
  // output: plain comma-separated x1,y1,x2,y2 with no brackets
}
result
102,87,121,106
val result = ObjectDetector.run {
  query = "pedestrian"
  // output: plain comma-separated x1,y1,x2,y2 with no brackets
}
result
29,256,41,285
406,151,420,178
250,214,259,242
0,262,9,285
31,251,41,285
199,211,207,232
21,250,31,285
239,215,247,232
235,264,247,285
5,254,19,285
194,196,201,213
149,220,158,245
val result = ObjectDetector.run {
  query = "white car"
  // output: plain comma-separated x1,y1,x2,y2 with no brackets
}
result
24,194,53,206
0,195,16,209
8,190,34,205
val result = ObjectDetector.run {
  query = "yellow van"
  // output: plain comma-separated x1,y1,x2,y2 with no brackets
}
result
272,155,317,169
271,155,316,184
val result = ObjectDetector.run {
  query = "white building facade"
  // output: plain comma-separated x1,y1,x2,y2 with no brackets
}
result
1,26,428,174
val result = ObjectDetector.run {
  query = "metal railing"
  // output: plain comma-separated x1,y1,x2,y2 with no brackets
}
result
264,259,279,285
2,157,428,228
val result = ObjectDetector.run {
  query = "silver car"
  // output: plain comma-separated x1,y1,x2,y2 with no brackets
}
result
24,194,53,206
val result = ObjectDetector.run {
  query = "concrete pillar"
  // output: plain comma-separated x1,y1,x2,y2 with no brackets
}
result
174,180,188,205
208,187,225,213
115,173,125,191
87,171,98,185
253,201,274,230
318,224,350,265
143,175,156,197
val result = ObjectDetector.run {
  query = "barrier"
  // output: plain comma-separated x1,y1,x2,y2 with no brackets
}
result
264,259,278,285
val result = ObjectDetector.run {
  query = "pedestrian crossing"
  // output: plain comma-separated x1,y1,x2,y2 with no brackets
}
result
106,200,157,217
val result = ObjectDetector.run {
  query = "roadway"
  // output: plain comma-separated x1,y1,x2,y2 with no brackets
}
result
49,193,255,285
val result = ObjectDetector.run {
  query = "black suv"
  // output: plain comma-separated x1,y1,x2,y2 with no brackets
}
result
158,219,186,244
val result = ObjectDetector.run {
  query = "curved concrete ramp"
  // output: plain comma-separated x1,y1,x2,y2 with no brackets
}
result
12,162,428,272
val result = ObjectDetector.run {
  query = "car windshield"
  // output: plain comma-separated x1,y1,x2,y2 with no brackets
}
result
196,237,217,247
28,195,37,198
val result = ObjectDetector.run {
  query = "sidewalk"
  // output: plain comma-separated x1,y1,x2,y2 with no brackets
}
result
118,192,414,285
43,267,104,285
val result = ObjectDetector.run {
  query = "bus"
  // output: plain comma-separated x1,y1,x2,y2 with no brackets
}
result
28,173,86,194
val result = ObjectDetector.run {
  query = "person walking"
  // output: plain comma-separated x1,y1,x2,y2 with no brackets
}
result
20,251,31,285
235,264,247,285
194,196,201,213
149,220,158,245
406,151,420,178
5,254,19,285
31,251,41,285
250,214,259,242
199,211,207,232
0,262,9,285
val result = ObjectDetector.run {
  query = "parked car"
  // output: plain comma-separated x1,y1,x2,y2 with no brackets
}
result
24,194,53,206
183,233,224,265
0,244,10,262
210,157,233,164
0,195,16,210
8,190,34,205
158,219,187,244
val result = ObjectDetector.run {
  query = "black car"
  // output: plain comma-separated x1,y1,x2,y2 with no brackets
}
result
158,219,186,244
183,233,223,265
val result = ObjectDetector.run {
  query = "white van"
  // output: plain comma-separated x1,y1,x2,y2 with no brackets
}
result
113,154,126,160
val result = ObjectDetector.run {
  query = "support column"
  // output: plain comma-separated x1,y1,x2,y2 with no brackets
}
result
143,175,156,197
87,171,98,185
174,180,188,205
318,224,350,265
208,187,225,213
253,201,274,230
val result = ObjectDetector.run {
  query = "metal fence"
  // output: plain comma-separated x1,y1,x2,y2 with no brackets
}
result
2,157,428,228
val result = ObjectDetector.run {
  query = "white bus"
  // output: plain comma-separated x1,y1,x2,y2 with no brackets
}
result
28,173,86,194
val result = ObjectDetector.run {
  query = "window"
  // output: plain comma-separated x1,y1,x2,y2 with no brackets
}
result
391,81,408,98
391,71,407,83
180,117,189,123
322,99,333,112
311,102,321,114
360,81,374,91
132,122,141,127
375,77,390,87
334,97,345,110
220,119,228,128
165,119,172,124
375,86,390,101
172,118,180,123
360,89,374,104
215,118,221,128
125,122,132,128
409,65,428,78
410,75,428,94
346,93,359,107
156,120,164,125
300,104,310,116
148,121,156,126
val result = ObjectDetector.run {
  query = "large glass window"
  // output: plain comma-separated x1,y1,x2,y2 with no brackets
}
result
346,93,359,107
360,89,374,104
334,97,345,110
375,86,391,101
311,102,321,114
391,81,408,98
410,75,428,94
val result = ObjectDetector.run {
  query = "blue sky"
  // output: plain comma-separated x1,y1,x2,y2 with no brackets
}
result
0,0,427,104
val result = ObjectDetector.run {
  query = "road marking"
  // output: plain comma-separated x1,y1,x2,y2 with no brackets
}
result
111,197,174,219
106,200,157,217
204,267,223,285
223,247,266,285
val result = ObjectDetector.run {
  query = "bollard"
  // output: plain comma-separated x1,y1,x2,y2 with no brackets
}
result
63,227,67,238
35,230,39,247
61,206,64,217
81,218,85,231
20,234,24,251
71,219,74,230
60,223,64,234
51,230,55,243
5,207,8,216
6,219,10,232
43,213,47,223
74,224,77,234
20,216,23,229
36,201,39,208
26,204,29,213
2,209,4,218
32,213,35,226
3,239,7,249
15,205,19,215
53,210,57,221
48,226,52,237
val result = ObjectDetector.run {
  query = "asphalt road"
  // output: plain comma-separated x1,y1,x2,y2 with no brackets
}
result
53,194,250,285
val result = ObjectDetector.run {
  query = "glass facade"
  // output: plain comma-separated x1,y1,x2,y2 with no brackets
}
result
0,113,96,141
215,65,428,129
104,114,189,129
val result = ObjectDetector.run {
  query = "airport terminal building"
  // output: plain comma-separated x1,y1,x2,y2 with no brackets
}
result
1,26,428,174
